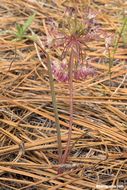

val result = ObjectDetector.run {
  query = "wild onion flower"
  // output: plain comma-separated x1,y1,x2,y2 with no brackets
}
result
51,59,95,82
46,8,107,83
44,8,111,171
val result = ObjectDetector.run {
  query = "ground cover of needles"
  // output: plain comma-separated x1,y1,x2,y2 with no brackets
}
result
0,0,127,189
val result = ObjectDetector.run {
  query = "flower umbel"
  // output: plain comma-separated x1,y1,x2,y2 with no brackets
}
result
51,59,95,82
47,8,101,82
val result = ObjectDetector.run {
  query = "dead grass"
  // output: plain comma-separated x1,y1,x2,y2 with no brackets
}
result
0,0,127,189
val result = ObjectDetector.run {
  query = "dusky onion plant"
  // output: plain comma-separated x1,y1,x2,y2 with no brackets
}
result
40,7,112,173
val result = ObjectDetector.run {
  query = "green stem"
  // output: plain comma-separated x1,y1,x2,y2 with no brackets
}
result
46,54,62,162
35,42,62,163
108,17,127,87
113,17,127,56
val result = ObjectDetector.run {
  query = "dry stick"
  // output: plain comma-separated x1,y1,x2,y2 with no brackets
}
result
35,41,62,163
8,46,17,71
1,46,16,83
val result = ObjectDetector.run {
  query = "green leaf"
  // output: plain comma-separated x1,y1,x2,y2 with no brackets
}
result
22,13,36,33
16,24,24,36
14,13,36,41
121,17,127,45
16,24,22,32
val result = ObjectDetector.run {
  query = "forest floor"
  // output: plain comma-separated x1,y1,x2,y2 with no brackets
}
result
0,0,127,189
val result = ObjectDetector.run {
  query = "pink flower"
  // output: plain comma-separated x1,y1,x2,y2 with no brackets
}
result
45,8,112,82
51,60,95,82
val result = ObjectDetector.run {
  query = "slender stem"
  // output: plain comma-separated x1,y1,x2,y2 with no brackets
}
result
46,54,62,162
35,42,62,163
108,17,127,88
61,49,74,164
113,17,127,56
